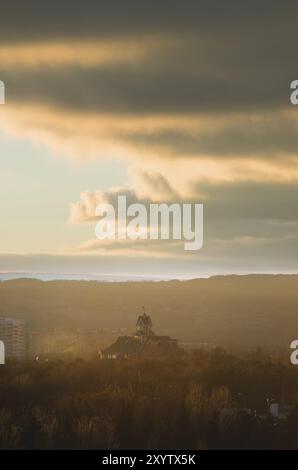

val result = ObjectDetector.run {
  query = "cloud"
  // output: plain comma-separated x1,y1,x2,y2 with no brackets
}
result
68,188,143,225
0,39,153,68
124,113,298,158
66,174,298,260
0,44,293,114
0,1,298,171
1,0,298,270
3,105,298,184
62,237,185,259
0,1,294,44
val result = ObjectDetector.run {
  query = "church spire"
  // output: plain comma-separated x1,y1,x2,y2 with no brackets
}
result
136,306,154,338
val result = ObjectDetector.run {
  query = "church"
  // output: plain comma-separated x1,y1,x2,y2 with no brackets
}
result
101,307,182,359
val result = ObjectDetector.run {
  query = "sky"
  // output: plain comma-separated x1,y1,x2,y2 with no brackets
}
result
0,0,298,278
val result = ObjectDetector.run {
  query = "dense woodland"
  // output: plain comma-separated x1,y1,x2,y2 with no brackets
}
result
1,350,298,449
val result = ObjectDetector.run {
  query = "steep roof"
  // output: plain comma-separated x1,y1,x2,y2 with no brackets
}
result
103,334,179,356
103,336,141,355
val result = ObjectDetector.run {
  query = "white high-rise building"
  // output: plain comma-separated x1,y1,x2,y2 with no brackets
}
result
0,317,26,360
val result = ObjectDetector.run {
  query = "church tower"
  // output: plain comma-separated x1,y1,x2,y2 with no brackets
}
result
135,306,154,339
